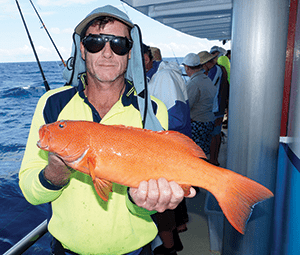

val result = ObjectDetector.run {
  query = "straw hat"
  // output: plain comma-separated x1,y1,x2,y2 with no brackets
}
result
198,51,216,65
150,47,162,61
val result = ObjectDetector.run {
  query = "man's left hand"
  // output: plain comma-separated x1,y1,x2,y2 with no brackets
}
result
129,178,196,212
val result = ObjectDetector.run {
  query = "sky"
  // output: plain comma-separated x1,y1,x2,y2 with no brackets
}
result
1,0,231,63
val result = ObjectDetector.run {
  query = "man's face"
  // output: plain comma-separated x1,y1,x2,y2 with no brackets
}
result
143,53,152,71
80,20,131,84
184,65,192,77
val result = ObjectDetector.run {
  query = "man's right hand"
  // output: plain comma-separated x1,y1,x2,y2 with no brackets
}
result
43,152,72,187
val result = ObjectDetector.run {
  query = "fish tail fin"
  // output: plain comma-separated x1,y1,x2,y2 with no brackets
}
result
214,171,273,234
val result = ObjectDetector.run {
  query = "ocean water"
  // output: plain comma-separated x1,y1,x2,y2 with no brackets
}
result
0,61,65,254
0,58,183,254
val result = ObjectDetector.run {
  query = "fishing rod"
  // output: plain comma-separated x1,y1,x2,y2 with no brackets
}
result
29,0,66,67
15,0,50,91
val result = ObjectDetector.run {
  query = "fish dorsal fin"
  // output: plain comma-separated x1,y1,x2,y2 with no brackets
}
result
109,125,206,159
160,130,207,159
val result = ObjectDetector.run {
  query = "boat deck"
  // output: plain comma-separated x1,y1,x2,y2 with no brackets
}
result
178,129,228,255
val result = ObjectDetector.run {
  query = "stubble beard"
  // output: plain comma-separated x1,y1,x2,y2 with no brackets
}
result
85,56,129,84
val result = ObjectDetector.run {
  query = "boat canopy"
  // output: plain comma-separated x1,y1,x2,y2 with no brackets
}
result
121,0,232,41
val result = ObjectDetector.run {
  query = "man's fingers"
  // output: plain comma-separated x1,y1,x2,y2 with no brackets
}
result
130,179,196,212
130,181,148,206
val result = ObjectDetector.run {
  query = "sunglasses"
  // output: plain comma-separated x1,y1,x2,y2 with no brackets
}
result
82,33,133,56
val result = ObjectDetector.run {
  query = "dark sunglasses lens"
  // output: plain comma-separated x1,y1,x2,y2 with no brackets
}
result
110,37,132,56
83,36,105,53
83,34,132,55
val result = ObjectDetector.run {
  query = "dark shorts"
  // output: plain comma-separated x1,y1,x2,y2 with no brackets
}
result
191,121,214,155
211,123,222,136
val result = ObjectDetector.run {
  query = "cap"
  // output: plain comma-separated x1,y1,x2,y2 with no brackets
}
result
198,51,216,64
75,5,134,36
182,53,201,67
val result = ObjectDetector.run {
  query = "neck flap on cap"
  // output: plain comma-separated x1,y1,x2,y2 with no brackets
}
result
62,5,163,131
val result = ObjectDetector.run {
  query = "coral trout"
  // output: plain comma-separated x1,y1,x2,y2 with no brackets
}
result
37,120,273,234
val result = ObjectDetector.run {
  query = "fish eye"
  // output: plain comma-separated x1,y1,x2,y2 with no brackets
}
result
58,122,65,128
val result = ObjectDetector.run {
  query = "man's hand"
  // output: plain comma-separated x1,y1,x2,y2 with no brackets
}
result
129,178,196,212
43,152,72,187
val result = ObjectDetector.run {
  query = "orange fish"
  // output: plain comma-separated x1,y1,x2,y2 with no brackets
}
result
37,120,273,234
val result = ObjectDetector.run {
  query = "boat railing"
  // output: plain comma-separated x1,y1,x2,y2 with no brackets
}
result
3,220,48,255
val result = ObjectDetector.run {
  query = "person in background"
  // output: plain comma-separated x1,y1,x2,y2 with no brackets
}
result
210,46,231,84
143,44,191,255
143,44,192,138
183,53,217,156
210,46,231,129
226,49,231,62
19,5,195,255
199,51,229,166
150,46,162,61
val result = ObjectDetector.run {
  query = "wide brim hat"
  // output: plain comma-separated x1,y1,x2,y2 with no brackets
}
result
198,51,216,65
75,5,134,36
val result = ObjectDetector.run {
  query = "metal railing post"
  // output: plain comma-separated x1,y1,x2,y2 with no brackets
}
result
3,220,48,255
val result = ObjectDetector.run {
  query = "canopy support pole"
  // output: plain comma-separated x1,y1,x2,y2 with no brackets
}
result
223,0,290,254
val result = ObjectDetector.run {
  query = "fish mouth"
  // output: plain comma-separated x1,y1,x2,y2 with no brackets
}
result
37,125,50,151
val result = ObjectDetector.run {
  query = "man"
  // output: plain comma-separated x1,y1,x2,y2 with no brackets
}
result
19,5,195,255
183,53,217,156
226,49,231,61
210,46,231,130
210,46,231,83
143,44,192,138
198,51,229,166
143,44,191,255
150,46,162,61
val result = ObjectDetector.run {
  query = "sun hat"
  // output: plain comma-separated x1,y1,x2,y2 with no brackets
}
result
210,46,227,56
75,5,134,36
150,47,162,61
63,5,164,132
182,53,201,67
198,51,216,64
210,46,220,54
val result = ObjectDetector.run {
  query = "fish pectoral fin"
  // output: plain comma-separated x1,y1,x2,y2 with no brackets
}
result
180,184,191,196
93,178,113,202
87,155,113,201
